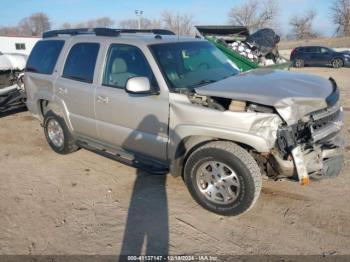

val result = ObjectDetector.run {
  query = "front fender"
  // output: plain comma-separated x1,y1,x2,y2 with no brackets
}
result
169,124,272,161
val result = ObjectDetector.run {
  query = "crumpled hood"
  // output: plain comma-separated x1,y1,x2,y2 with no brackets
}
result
195,69,333,125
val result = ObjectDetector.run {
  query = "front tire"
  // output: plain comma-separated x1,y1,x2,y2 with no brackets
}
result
332,58,343,68
43,110,79,154
184,141,262,216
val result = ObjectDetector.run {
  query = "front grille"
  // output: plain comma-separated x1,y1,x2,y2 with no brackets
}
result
312,109,341,131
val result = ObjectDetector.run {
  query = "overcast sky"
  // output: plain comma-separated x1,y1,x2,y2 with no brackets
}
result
0,0,336,36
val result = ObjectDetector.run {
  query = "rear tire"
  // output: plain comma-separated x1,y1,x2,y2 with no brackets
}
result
184,141,262,216
43,110,79,154
294,58,304,68
332,58,343,68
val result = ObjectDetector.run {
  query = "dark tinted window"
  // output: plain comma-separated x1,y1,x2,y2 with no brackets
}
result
63,43,100,83
305,47,319,53
15,43,26,50
103,44,156,89
320,47,330,53
26,40,64,74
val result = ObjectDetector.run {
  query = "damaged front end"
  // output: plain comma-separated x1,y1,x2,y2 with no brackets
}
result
272,101,344,184
0,53,27,113
260,79,344,184
188,76,344,184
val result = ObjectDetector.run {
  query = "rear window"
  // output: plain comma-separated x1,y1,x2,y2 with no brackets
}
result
62,43,100,83
26,40,64,74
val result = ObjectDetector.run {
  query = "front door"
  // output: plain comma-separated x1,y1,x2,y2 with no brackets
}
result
318,47,333,65
94,44,169,161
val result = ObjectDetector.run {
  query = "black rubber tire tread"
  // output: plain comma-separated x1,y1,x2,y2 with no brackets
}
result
184,141,262,216
43,110,79,155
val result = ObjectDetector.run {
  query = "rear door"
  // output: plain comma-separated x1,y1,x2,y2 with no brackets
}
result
25,40,65,114
94,43,169,161
303,47,319,65
55,41,100,139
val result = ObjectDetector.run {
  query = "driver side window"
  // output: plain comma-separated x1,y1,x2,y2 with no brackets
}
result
102,44,157,89
320,48,329,53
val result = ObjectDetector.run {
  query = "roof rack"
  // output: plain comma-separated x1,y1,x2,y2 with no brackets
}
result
42,28,118,38
42,28,175,38
118,29,175,35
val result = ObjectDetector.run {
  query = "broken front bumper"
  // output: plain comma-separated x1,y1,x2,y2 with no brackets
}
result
273,104,345,184
0,84,26,113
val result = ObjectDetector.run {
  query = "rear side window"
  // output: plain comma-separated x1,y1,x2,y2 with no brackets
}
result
26,40,64,74
62,43,100,83
305,47,319,53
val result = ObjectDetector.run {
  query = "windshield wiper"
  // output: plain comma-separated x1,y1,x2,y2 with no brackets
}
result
188,79,217,88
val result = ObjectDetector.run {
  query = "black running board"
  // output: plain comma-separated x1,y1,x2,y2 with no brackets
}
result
76,140,169,175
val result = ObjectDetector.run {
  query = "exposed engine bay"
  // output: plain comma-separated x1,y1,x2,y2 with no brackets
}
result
0,53,27,113
186,78,344,184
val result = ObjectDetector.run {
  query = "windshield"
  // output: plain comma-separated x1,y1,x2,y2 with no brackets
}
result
150,41,239,91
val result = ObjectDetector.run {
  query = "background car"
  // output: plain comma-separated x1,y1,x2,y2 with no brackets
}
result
290,46,350,68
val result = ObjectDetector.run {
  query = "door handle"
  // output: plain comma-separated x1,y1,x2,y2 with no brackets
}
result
97,95,110,104
58,87,67,94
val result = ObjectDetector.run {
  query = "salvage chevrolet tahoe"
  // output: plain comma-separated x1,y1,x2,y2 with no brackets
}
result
25,28,344,216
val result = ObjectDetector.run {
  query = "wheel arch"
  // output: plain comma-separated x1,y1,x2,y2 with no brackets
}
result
37,97,74,132
169,134,262,177
332,56,344,64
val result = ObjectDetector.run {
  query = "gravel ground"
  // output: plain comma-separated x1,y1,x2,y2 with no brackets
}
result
0,67,350,256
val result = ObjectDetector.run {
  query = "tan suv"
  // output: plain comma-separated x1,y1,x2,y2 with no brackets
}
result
25,28,344,215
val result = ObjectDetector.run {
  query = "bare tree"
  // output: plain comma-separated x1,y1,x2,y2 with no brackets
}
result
60,17,114,29
228,0,279,31
61,22,72,29
119,19,141,29
161,11,194,35
119,18,162,30
86,17,114,28
331,0,350,36
289,9,320,39
0,26,21,36
19,12,51,36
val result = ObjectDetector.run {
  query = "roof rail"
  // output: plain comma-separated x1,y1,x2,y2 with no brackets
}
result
43,28,120,38
43,28,175,38
117,29,175,35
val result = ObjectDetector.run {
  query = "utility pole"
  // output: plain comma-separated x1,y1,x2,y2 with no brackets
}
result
135,10,144,29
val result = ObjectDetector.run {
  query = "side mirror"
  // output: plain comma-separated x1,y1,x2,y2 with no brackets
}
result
125,77,158,95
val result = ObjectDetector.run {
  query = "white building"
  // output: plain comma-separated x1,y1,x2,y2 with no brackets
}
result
0,36,41,56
